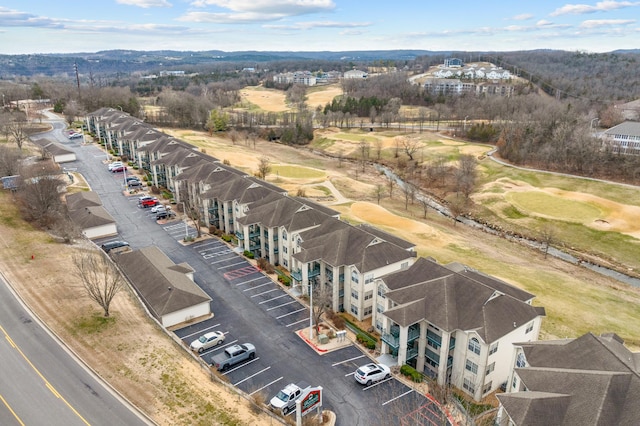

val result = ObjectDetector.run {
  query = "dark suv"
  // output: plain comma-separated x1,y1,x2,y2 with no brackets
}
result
101,241,130,253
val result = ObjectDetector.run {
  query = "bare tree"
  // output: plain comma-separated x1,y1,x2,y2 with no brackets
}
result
183,196,203,239
400,136,421,161
373,139,383,160
454,154,478,200
374,184,385,205
257,156,271,180
72,250,124,317
387,175,396,198
539,224,555,259
358,139,369,172
0,145,23,176
448,196,467,226
16,162,65,227
310,281,333,338
7,117,29,150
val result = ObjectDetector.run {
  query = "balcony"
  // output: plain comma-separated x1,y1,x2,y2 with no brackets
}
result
291,269,302,282
235,231,245,240
382,332,400,349
407,347,419,361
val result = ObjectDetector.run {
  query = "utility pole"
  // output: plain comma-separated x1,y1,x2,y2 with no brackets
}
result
74,62,81,99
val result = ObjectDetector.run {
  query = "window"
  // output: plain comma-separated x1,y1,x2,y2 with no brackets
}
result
468,338,481,355
463,377,475,394
375,320,383,331
489,342,499,355
401,261,409,269
351,290,359,300
376,303,384,313
364,291,373,301
364,274,374,284
483,381,493,395
465,360,478,374
283,259,288,268
525,322,534,334
350,304,358,316
282,230,287,240
283,246,288,254
377,285,386,298
351,270,359,284
486,362,495,375
364,306,372,316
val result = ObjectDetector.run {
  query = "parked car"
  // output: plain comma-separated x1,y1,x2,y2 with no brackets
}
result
156,210,176,220
354,363,391,386
150,204,167,214
138,196,159,208
107,161,123,171
127,180,143,189
68,132,83,139
269,382,310,415
189,331,225,353
126,176,140,183
210,343,255,371
111,165,127,173
101,240,130,254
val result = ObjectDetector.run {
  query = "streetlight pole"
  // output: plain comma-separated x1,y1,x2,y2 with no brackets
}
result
181,201,188,240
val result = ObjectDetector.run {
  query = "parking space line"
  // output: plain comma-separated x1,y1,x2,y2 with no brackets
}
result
233,366,271,386
363,377,393,391
208,340,238,353
266,300,298,311
249,377,283,396
181,324,221,340
221,357,260,375
332,355,366,366
250,288,279,297
286,317,309,328
344,372,355,377
203,251,232,260
236,277,265,287
381,389,413,405
210,257,235,265
276,308,306,319
258,293,288,304
217,261,246,270
242,282,271,292
195,241,220,250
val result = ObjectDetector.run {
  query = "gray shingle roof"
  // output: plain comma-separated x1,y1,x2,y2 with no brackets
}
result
603,121,640,137
114,247,211,320
382,258,543,342
497,333,640,425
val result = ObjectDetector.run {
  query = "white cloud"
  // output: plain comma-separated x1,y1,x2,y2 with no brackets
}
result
116,0,172,7
579,18,636,27
551,1,640,16
511,13,534,20
264,20,371,30
189,0,335,15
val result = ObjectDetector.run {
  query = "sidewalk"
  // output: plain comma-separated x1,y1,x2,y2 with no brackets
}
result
295,326,354,354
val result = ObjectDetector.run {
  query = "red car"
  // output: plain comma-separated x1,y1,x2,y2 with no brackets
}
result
138,196,159,208
111,165,127,173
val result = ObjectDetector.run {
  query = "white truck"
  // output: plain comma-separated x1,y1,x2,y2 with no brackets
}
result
269,381,310,415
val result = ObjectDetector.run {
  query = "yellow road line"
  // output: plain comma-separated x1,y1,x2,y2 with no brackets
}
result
0,325,91,425
0,393,26,426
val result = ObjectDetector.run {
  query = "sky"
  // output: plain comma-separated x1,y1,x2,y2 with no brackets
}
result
1,0,639,54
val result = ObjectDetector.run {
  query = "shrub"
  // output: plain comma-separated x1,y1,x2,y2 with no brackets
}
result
221,234,232,242
356,333,376,350
400,365,423,383
243,250,255,259
162,190,172,200
257,258,275,274
327,310,345,330
278,275,291,286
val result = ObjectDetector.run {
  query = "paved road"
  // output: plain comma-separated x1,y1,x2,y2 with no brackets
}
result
46,112,449,426
0,273,151,426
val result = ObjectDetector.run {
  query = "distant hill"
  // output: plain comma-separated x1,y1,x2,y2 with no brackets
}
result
0,49,441,78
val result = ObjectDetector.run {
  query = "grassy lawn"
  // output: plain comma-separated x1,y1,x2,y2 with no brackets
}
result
270,164,326,179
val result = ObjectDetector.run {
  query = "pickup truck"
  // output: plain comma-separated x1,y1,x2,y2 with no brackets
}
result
210,343,255,371
269,381,310,415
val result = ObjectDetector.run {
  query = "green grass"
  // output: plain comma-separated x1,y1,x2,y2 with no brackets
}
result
73,312,116,335
270,164,325,179
507,191,604,222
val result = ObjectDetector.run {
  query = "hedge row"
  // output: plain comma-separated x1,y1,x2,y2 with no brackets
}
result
356,333,376,350
400,365,423,383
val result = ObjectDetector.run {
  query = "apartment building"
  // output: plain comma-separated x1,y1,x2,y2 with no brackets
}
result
373,257,545,402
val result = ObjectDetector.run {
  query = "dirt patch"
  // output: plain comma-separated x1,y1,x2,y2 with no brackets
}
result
239,84,342,113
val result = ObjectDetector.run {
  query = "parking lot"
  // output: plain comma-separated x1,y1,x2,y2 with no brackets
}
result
87,150,450,426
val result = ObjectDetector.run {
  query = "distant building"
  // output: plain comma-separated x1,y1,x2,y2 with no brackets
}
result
444,58,464,68
272,71,317,86
602,121,640,155
343,69,368,79
159,70,185,77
